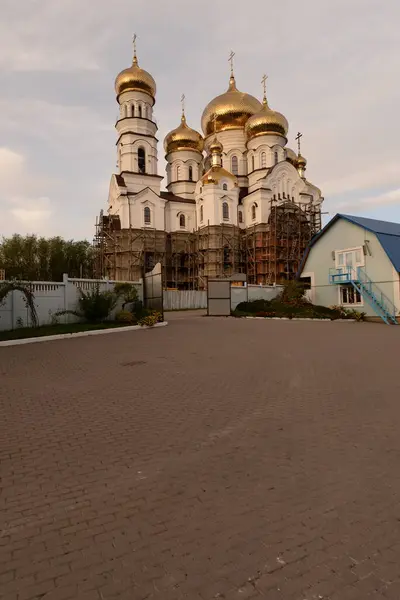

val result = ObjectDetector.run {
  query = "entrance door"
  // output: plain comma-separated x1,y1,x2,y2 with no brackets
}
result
336,248,363,280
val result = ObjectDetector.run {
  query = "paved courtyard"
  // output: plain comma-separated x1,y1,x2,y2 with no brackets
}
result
1,314,400,600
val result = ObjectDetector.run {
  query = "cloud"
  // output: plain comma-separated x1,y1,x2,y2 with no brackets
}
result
334,188,400,213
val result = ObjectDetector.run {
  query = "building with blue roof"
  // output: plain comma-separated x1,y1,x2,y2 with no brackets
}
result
298,214,400,324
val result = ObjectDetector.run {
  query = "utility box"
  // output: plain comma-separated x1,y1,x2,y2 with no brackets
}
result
207,273,246,316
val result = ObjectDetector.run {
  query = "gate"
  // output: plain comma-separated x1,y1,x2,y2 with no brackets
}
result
143,262,163,317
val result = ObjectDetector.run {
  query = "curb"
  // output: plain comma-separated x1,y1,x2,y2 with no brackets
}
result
0,321,168,347
244,317,356,322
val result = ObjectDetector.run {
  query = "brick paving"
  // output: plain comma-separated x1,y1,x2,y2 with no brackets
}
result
1,315,400,600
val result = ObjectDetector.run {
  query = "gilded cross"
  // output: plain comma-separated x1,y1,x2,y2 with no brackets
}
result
261,74,268,99
181,93,185,115
228,50,235,74
296,132,303,155
211,112,218,134
133,34,137,59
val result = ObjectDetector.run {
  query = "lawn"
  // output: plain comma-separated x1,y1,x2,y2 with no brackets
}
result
0,322,130,342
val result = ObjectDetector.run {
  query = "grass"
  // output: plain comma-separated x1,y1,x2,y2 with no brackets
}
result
0,322,131,342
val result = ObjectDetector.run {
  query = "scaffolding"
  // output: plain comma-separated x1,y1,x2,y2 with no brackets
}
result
94,200,321,287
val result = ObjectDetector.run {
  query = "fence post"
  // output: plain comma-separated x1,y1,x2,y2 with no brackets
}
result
62,273,68,321
11,289,15,330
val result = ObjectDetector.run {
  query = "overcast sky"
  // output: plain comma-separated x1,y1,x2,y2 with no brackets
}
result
1,0,399,241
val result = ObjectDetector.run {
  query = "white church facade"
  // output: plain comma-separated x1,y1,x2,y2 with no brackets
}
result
97,42,324,287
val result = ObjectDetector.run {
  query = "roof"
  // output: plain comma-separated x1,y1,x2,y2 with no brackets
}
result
299,213,400,275
115,174,126,187
160,191,195,204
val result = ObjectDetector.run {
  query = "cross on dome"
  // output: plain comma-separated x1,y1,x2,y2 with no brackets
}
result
228,50,235,75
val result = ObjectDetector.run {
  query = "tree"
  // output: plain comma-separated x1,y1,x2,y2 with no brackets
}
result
0,235,95,281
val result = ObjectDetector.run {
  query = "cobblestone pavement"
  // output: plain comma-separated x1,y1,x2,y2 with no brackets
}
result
1,316,400,600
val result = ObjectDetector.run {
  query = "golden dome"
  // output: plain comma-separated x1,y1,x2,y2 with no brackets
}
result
297,153,307,166
245,97,288,140
164,114,204,154
201,75,262,136
286,147,298,165
115,55,156,101
209,136,223,153
201,167,237,186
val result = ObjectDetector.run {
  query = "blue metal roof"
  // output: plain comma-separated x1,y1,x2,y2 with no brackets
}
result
299,213,400,275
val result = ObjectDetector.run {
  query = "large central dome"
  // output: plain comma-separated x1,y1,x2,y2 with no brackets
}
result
201,75,262,136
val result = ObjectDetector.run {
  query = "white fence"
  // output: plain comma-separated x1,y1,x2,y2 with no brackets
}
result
231,284,284,310
0,275,143,331
164,290,207,311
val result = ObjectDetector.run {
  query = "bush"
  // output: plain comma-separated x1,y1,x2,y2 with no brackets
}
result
115,310,135,324
77,286,117,323
236,299,272,314
139,314,158,327
278,281,307,306
114,283,138,309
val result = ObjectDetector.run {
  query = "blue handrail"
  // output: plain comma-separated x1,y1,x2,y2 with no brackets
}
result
357,268,397,322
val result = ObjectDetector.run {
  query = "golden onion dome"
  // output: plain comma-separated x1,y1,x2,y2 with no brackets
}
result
285,147,298,165
164,114,204,154
297,153,307,166
209,136,223,154
115,54,156,101
201,75,262,136
245,96,288,141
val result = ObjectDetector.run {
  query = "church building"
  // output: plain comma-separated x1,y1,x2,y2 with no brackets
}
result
96,41,324,288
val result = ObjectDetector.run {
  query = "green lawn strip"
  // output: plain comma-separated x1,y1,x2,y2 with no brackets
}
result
0,322,129,342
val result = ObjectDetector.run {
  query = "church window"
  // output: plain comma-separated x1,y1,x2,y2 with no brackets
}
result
138,147,146,173
274,151,278,165
200,205,203,222
252,204,256,220
189,166,193,181
138,105,142,118
231,155,238,175
252,155,255,171
144,207,151,224
222,202,229,221
131,103,135,117
180,214,186,228
176,165,181,180
261,152,267,168
223,183,228,191
238,211,243,223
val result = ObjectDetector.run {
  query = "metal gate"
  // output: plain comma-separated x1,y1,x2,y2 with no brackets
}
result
143,262,163,317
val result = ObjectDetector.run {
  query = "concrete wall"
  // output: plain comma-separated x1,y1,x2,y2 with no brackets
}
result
164,290,207,310
0,276,143,331
231,284,284,310
301,219,400,317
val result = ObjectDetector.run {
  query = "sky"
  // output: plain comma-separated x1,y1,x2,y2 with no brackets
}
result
0,0,399,241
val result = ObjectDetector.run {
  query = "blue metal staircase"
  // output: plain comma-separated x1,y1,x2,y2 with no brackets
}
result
329,267,399,325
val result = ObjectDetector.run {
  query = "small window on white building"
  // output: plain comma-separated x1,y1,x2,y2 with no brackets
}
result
200,205,204,222
231,155,238,175
252,155,255,171
176,165,181,180
189,166,193,181
222,202,229,221
274,151,278,165
238,211,243,223
144,207,151,224
261,152,267,168
223,183,228,191
252,204,256,220
340,286,362,305
138,105,142,118
138,147,146,173
179,214,186,228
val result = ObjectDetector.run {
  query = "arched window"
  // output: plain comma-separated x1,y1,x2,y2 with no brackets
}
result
261,152,267,168
138,147,146,173
189,166,193,181
274,151,278,165
179,214,186,228
238,211,243,224
231,155,238,175
252,204,256,220
223,183,228,191
131,103,135,117
138,105,142,118
144,207,151,224
176,165,181,180
252,155,255,171
222,202,229,221
200,205,204,222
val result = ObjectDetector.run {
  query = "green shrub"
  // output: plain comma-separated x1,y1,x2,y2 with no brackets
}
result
114,283,139,309
115,310,135,324
236,299,272,314
278,281,307,306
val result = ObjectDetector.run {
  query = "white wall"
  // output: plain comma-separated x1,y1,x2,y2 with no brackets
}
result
231,284,284,310
0,276,143,331
164,290,207,310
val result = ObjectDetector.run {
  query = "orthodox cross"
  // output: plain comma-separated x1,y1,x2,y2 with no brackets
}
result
211,112,218,134
228,50,235,75
181,93,185,115
261,74,268,99
133,34,137,61
296,132,303,155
